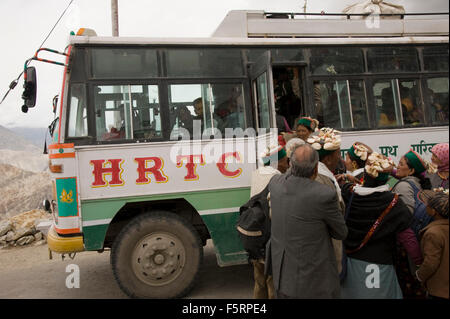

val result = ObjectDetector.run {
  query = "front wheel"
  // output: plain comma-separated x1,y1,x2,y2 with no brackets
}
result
110,211,203,298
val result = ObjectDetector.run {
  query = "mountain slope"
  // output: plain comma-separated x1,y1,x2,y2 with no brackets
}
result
0,125,41,153
0,163,52,219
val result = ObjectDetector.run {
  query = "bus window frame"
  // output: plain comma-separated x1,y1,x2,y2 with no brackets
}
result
421,73,450,127
163,78,253,140
369,75,430,129
308,75,374,131
64,44,448,144
87,80,167,145
64,83,96,145
79,78,252,144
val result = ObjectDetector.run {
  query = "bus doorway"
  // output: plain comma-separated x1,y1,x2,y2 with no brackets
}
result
272,65,306,133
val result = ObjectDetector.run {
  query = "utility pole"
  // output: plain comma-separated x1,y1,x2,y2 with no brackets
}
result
303,0,308,19
111,0,119,37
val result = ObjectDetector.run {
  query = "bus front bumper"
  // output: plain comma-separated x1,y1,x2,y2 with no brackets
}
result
47,225,84,254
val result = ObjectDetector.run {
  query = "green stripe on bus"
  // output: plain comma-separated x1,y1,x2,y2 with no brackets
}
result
81,187,251,263
81,187,250,222
201,212,248,266
83,224,109,251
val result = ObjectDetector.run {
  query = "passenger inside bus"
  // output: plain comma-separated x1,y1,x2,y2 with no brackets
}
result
174,105,194,138
273,67,303,128
428,88,449,123
218,99,245,131
193,97,223,134
379,88,398,127
101,104,126,140
399,82,423,126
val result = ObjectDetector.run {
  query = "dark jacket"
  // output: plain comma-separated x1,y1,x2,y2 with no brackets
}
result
341,183,413,265
266,174,347,298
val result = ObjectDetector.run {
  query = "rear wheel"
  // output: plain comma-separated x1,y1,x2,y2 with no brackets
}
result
110,211,203,298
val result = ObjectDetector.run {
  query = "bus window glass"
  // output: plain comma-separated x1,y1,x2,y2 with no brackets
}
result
310,48,364,75
166,49,244,77
313,80,368,130
91,48,158,78
256,73,271,130
248,48,304,63
372,80,402,128
426,77,449,125
94,85,133,141
130,85,162,140
67,84,87,137
398,79,424,126
367,47,419,73
271,48,304,62
423,46,449,72
348,80,369,129
169,83,246,139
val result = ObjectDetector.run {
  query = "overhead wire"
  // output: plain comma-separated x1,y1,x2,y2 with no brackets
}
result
0,0,75,105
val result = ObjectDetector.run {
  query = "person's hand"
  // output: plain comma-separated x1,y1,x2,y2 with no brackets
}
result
336,173,360,185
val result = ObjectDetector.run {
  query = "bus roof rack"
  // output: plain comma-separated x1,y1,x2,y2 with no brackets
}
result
212,10,449,38
264,12,450,19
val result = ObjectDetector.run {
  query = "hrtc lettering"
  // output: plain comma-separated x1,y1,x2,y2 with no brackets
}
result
90,159,124,187
176,155,205,181
135,157,169,184
217,152,242,178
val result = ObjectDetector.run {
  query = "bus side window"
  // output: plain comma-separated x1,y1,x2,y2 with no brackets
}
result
373,80,402,128
169,83,246,140
313,80,369,130
427,77,449,125
398,79,424,126
67,84,87,137
94,85,132,141
131,85,162,140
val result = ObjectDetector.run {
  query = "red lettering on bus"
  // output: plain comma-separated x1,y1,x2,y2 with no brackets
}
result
135,157,169,184
90,159,124,187
176,155,205,181
217,152,242,178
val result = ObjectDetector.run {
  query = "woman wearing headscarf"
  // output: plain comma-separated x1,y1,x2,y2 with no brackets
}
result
341,152,422,299
392,150,435,214
295,117,319,142
392,149,436,298
338,142,373,185
427,143,449,189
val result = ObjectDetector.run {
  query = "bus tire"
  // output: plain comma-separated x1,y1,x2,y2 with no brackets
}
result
110,211,203,299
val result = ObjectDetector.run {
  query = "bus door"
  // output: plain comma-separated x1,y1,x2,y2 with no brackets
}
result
249,51,277,166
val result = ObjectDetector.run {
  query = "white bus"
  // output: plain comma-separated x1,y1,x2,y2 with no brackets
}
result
22,10,448,298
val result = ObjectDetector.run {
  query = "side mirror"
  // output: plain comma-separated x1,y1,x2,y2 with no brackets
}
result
21,66,37,113
52,95,59,114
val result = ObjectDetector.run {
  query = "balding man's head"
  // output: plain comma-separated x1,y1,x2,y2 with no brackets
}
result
290,144,319,179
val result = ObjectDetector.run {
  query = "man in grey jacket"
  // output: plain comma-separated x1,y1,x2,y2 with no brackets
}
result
266,144,348,299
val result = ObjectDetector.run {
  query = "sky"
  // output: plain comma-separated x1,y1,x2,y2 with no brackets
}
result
0,0,448,129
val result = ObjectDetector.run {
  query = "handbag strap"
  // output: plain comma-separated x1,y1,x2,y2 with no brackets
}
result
346,193,399,255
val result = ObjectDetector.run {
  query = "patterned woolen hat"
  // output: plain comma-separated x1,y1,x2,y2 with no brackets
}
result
418,189,449,218
297,117,319,132
306,127,341,157
364,152,395,182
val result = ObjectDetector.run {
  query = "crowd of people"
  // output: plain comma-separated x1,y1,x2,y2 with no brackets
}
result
247,116,449,299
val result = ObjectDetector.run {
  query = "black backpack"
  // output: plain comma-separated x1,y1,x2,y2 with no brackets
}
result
236,185,271,260
404,180,434,238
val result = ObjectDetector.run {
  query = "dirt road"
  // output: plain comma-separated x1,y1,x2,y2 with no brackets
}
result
0,240,253,299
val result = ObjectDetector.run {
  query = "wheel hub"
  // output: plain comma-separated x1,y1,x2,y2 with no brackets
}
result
132,233,186,286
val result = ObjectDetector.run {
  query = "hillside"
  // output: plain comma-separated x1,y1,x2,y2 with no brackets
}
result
7,126,49,149
0,125,42,153
0,163,52,219
0,125,52,219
